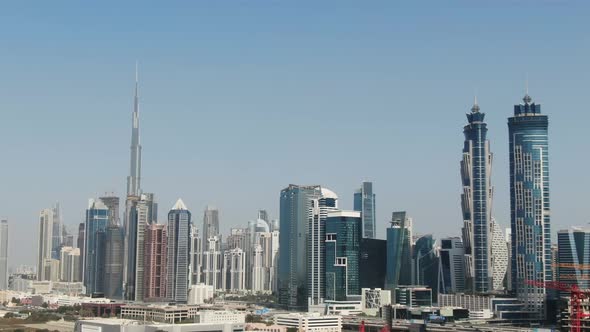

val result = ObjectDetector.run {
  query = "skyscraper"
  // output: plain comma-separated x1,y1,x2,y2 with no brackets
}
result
461,98,493,293
202,206,220,254
103,225,124,299
308,187,338,309
386,211,412,292
189,225,202,285
325,210,362,301
491,219,508,291
508,91,551,317
77,222,85,282
51,203,62,260
144,223,167,301
223,248,246,292
84,198,110,294
557,228,590,298
100,195,120,226
413,235,438,301
278,184,323,310
37,208,54,281
167,199,191,303
354,181,376,239
0,220,7,289
127,65,141,198
202,236,222,290
438,237,466,294
59,246,80,282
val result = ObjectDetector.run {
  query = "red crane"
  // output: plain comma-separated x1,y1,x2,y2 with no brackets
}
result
359,320,389,332
527,280,590,332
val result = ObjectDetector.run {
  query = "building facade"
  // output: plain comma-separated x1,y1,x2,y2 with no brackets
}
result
461,99,493,293
103,225,124,299
202,236,222,290
84,199,110,294
438,237,466,293
386,212,412,291
202,206,220,254
354,181,376,239
0,220,7,289
38,208,55,281
167,199,191,303
144,223,167,301
223,248,246,292
508,92,551,317
557,228,590,297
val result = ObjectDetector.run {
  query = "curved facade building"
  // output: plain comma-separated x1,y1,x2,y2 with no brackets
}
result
460,99,493,293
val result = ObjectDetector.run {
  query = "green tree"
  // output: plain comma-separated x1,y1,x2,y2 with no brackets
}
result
41,302,49,309
4,312,15,318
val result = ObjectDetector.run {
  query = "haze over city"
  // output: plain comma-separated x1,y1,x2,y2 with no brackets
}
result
1,0,589,270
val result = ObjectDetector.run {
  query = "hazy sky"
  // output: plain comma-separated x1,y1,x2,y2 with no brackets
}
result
1,1,589,268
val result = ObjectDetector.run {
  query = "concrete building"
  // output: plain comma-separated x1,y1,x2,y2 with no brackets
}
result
203,236,222,290
59,246,80,282
38,208,55,281
188,283,214,305
144,223,167,301
202,206,220,254
190,225,202,285
43,258,60,282
223,248,246,292
75,318,244,332
274,312,342,332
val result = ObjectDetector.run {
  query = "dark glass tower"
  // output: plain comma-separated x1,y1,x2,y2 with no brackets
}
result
508,92,551,317
354,181,376,239
84,199,109,295
413,235,438,301
325,211,362,301
166,199,191,303
461,98,493,293
557,228,590,298
386,211,412,292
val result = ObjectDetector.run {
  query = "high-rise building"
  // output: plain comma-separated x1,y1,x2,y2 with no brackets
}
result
386,212,412,292
103,225,124,299
202,236,222,290
359,238,387,289
325,210,362,301
508,91,551,317
62,226,74,248
438,237,466,294
354,182,376,239
127,65,141,198
461,98,493,294
202,206,220,254
144,223,167,301
308,188,338,309
413,235,438,301
557,228,590,297
189,225,202,285
43,258,60,282
84,198,110,295
490,219,508,291
278,184,324,311
0,220,7,289
59,246,80,282
51,203,62,260
38,208,54,281
223,248,246,292
252,244,265,292
100,195,120,226
167,199,191,303
77,222,85,282
255,230,279,292
258,210,269,222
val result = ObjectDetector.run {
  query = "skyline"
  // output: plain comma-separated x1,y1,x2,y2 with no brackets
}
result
2,1,590,267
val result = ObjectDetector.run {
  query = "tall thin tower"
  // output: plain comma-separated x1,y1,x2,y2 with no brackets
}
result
127,64,142,197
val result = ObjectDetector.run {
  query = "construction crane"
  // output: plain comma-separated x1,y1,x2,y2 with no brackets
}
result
527,280,590,332
359,320,389,332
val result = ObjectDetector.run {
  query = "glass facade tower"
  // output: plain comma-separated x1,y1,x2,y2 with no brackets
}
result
386,211,412,292
325,210,362,301
461,99,493,293
354,181,376,239
557,228,590,298
166,199,191,303
84,199,110,295
508,92,551,317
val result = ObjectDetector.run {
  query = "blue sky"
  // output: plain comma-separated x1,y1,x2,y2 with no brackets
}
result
1,1,589,267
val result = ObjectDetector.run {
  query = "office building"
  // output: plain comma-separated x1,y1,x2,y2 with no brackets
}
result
508,91,551,317
188,283,214,305
100,195,120,226
278,184,323,310
461,98,493,293
394,286,432,307
274,313,342,332
354,181,376,239
51,203,62,260
202,206,220,254
325,210,361,301
203,236,222,290
557,228,590,297
190,226,202,285
77,222,85,282
413,234,438,301
43,258,60,282
84,198,110,294
308,188,338,308
103,225,124,299
38,208,55,281
144,223,167,301
359,238,387,289
438,237,466,293
167,199,191,303
59,246,80,282
223,247,246,292
62,226,74,247
386,212,412,291
0,220,7,289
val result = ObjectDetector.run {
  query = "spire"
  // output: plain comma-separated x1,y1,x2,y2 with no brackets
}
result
172,198,188,211
127,63,142,196
471,95,480,113
523,75,532,104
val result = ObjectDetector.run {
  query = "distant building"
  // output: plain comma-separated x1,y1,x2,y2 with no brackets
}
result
413,235,438,301
508,92,551,318
84,198,110,294
51,203,62,260
386,212,412,291
557,228,590,297
59,246,80,282
103,225,124,299
188,283,214,305
38,208,55,281
144,223,167,301
77,223,85,282
395,286,432,307
359,238,387,289
202,206,220,254
0,220,7,289
274,312,342,332
43,258,60,282
202,236,222,290
438,237,466,293
223,248,246,292
325,210,362,301
490,219,508,291
167,199,191,303
190,226,202,285
99,195,120,226
354,181,376,239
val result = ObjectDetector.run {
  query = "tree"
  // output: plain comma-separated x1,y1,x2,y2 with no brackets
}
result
80,308,94,317
4,312,15,318
287,328,298,332
11,297,21,305
41,302,49,309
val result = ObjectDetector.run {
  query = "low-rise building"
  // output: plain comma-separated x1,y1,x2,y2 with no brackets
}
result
245,323,286,332
274,313,341,332
198,310,245,324
75,318,244,332
189,283,214,305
